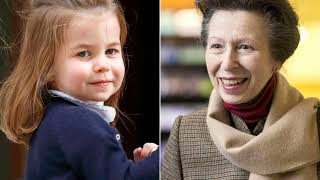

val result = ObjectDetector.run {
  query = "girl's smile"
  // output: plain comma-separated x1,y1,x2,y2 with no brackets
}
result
53,11,124,104
89,80,112,89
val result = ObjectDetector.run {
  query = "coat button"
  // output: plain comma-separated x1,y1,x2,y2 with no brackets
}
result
116,134,120,141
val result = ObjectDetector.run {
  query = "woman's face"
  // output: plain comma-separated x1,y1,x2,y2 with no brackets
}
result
205,10,280,104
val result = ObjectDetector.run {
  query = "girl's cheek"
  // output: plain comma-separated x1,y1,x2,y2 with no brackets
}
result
115,61,125,77
68,70,89,85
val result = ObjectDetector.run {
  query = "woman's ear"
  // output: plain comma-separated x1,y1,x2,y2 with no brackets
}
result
272,61,282,73
272,66,280,73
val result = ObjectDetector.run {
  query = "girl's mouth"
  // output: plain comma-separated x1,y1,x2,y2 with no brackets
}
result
89,80,111,88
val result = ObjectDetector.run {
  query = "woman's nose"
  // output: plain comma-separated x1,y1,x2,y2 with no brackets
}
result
220,48,239,70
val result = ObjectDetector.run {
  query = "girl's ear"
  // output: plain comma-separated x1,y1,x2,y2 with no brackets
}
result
47,78,56,89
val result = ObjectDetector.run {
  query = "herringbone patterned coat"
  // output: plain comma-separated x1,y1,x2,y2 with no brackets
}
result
161,109,320,180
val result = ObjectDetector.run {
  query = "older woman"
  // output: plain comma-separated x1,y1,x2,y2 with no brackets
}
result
161,0,320,179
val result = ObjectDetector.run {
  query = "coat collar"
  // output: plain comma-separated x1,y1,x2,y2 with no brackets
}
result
49,90,116,124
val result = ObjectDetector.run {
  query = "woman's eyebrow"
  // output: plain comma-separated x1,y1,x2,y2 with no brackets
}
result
208,36,224,41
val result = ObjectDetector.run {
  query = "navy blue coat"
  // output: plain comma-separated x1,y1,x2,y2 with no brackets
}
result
25,97,159,180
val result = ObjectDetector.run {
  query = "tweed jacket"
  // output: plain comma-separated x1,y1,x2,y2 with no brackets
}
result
161,108,320,180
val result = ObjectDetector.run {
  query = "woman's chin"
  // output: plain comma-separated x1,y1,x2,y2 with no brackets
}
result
219,93,247,104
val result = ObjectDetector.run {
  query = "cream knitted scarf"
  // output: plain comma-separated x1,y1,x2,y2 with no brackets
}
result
206,74,320,179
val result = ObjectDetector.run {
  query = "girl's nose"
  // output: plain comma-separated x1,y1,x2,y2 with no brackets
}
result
93,56,111,73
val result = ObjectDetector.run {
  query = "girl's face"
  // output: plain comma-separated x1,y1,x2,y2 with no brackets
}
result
205,10,280,104
54,11,124,104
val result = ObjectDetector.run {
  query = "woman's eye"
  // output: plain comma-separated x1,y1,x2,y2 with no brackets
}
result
238,44,253,50
105,49,119,55
210,44,223,49
77,51,90,57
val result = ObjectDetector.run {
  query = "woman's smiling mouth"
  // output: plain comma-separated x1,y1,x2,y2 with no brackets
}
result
218,77,248,91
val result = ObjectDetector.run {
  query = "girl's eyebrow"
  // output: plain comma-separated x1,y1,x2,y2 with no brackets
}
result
107,42,121,47
71,43,93,50
71,42,121,50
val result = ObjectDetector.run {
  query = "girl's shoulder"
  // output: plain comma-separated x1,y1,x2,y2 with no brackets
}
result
28,97,124,174
45,97,90,116
38,97,117,140
44,98,96,125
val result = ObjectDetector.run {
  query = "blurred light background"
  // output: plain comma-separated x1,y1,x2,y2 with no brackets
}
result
160,0,320,157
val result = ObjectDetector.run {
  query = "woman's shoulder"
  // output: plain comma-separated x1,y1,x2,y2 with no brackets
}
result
317,105,320,123
171,108,208,131
179,108,208,122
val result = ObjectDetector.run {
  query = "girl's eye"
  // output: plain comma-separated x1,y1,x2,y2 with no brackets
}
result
77,51,90,57
105,49,119,55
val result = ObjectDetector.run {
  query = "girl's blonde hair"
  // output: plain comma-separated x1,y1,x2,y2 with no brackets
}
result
0,0,127,145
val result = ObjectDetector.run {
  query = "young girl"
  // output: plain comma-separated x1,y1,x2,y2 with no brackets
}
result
0,0,159,179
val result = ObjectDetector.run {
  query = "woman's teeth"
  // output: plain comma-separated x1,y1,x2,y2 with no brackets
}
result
221,78,246,86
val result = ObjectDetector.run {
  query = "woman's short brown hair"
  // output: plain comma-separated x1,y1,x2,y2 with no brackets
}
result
195,0,300,63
